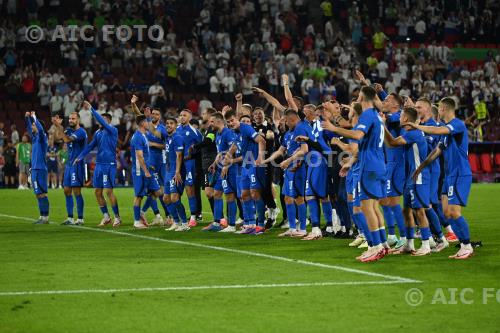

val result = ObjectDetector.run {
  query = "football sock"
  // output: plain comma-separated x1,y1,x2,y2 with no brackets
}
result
420,226,431,241
133,205,141,221
175,201,187,224
426,208,443,238
150,198,160,215
297,202,307,231
214,197,223,222
65,194,74,218
242,200,256,225
112,205,119,217
141,196,151,213
38,197,49,216
307,199,320,228
285,203,297,230
99,205,109,218
321,201,333,227
227,200,237,226
390,205,405,238
188,196,197,217
208,196,215,215
75,194,84,219
255,198,265,227
382,205,395,235
167,203,179,223
434,203,449,227
452,216,470,244
354,212,371,246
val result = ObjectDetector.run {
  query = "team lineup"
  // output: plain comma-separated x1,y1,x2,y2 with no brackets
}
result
24,70,473,263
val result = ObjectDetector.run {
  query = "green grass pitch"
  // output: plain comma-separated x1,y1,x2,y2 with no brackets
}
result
0,184,499,332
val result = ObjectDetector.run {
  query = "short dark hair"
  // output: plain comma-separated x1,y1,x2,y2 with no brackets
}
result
239,115,251,121
206,107,217,115
440,97,456,111
284,109,299,117
136,115,147,125
224,110,237,120
166,117,177,123
360,86,377,101
431,105,439,119
211,112,224,121
180,109,192,115
390,93,403,107
352,102,363,116
403,107,418,123
102,113,112,121
71,111,80,118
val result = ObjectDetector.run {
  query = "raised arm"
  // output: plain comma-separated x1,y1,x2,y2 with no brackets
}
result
32,114,45,135
322,119,365,140
24,113,33,138
130,95,142,116
405,122,451,135
84,101,114,132
252,87,286,112
282,74,298,111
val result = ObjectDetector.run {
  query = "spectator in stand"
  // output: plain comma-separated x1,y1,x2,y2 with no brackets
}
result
109,78,124,92
63,92,79,121
110,102,123,127
16,135,30,189
148,81,164,107
81,66,94,95
474,96,489,121
49,90,64,115
55,78,71,96
79,105,92,130
95,79,108,94
4,140,17,188
10,124,19,145
186,96,199,115
0,122,5,148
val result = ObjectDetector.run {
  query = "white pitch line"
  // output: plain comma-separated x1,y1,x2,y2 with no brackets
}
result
0,280,413,297
0,213,421,284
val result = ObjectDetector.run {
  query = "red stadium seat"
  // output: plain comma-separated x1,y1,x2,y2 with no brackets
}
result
494,153,500,171
468,153,482,174
480,153,493,173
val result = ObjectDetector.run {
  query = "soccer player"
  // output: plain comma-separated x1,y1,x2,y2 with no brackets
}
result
408,97,474,259
331,102,369,248
384,107,441,256
415,97,457,243
130,115,162,229
224,110,266,235
163,117,189,232
75,101,121,227
130,95,169,225
377,89,407,248
61,112,87,226
322,86,387,262
25,112,50,224
177,110,203,227
296,103,334,241
263,109,309,237
203,112,239,232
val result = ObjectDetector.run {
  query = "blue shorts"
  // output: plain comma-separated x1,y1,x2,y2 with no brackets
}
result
150,158,166,187
429,171,440,204
184,159,196,186
93,164,116,189
359,170,386,201
239,166,265,191
446,175,472,206
63,162,85,187
133,173,160,197
31,169,48,195
386,162,405,197
47,160,58,173
214,167,238,195
165,171,185,195
305,157,328,198
353,176,361,207
283,165,306,198
403,183,430,209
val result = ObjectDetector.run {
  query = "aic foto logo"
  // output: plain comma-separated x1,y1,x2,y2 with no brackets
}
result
25,24,165,44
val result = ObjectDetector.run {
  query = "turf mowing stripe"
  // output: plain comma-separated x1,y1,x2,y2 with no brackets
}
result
0,280,415,297
0,213,422,284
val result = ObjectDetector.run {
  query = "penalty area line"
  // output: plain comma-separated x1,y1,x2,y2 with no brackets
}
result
0,213,422,284
0,280,414,297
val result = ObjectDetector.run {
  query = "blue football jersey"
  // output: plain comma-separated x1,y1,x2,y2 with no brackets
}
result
146,123,168,164
91,107,118,165
178,124,202,156
441,118,472,177
25,116,48,170
421,118,441,174
67,127,87,164
166,132,184,174
235,123,259,166
356,108,386,173
402,129,429,185
385,111,404,163
130,130,151,176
